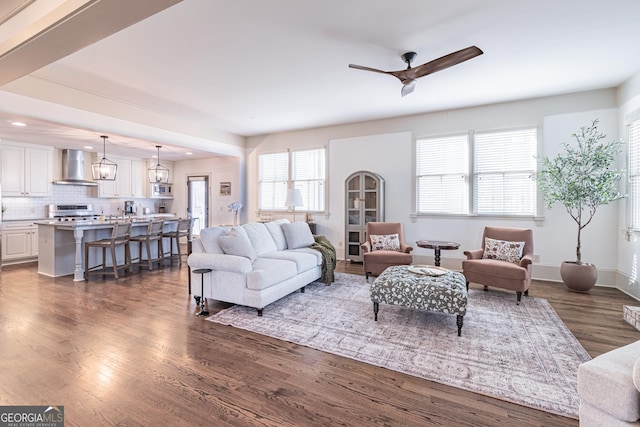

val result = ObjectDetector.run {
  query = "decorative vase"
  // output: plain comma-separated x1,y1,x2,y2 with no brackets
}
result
560,261,597,292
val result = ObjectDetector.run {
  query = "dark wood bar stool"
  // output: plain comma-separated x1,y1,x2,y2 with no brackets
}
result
164,218,193,265
130,220,164,271
84,222,132,280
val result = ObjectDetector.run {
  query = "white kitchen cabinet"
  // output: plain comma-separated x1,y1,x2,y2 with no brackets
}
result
2,222,38,262
130,159,146,197
98,157,145,198
0,144,52,197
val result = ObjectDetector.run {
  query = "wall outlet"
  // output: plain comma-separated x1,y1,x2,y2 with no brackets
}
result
533,254,540,262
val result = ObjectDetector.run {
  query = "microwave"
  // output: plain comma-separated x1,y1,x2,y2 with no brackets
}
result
150,183,173,198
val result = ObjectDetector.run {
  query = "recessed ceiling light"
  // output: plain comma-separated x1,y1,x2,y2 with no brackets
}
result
84,146,94,150
186,152,193,155
10,121,26,127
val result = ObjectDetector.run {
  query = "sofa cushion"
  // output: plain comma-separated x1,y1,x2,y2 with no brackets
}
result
247,258,298,290
199,226,231,254
265,219,290,250
242,222,277,255
482,237,525,264
218,228,257,262
282,222,314,249
577,340,640,422
259,250,318,273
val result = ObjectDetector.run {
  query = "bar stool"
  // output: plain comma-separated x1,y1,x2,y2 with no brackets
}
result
130,220,164,271
164,218,193,264
84,222,132,280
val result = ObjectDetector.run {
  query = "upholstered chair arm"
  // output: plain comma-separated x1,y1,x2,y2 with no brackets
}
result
520,254,533,268
361,241,372,254
400,243,413,254
463,249,483,260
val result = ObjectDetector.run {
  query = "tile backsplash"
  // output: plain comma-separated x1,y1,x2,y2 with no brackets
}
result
1,185,172,220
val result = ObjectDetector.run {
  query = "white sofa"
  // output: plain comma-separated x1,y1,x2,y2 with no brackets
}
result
187,220,322,315
577,340,640,426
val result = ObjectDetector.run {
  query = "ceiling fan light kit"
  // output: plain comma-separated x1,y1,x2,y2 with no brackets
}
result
349,46,483,97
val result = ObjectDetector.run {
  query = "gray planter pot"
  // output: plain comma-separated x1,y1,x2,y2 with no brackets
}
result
560,261,597,292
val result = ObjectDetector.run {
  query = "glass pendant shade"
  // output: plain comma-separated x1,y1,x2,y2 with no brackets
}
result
91,135,117,181
148,145,170,183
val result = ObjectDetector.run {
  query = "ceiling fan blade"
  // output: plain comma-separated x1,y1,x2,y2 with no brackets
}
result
348,63,391,76
401,79,416,97
405,46,483,79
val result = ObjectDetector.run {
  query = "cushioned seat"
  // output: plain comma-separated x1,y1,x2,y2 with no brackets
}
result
577,340,640,426
361,222,413,280
462,226,533,304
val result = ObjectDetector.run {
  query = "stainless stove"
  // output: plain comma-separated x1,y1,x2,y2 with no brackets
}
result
47,204,100,221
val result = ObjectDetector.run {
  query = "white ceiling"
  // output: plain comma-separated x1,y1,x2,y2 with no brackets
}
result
0,0,640,161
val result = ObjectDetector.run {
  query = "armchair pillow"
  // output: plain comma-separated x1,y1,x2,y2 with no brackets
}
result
282,222,315,249
370,234,401,251
218,228,257,262
482,237,525,264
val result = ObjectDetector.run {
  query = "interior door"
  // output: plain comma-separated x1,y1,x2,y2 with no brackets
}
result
187,175,209,236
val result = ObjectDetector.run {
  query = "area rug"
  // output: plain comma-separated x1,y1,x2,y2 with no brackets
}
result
208,272,590,419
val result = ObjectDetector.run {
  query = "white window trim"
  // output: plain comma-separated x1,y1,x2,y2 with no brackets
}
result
413,125,539,219
257,146,328,215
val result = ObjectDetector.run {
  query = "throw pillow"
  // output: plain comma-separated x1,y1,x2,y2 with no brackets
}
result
265,219,290,251
482,237,525,264
282,222,315,250
370,234,400,251
199,226,230,254
218,229,257,262
242,223,278,255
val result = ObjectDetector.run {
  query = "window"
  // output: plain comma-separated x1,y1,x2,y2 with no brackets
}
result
474,128,537,216
628,119,640,230
416,127,537,216
416,134,469,214
258,148,325,211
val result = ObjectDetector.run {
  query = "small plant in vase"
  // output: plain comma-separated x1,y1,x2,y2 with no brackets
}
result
538,119,625,291
227,202,242,226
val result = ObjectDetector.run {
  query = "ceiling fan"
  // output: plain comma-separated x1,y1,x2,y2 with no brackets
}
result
349,46,483,97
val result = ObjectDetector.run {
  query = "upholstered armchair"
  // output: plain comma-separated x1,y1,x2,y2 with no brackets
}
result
462,226,534,304
361,222,413,280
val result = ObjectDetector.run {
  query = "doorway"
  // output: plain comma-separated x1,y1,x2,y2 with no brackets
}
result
187,175,209,236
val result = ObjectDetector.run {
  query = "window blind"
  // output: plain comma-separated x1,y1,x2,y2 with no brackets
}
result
258,152,288,210
258,148,326,211
416,134,469,214
629,120,640,229
474,127,537,215
292,149,325,211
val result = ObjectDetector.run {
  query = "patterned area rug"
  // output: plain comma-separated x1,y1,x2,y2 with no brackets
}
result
209,272,590,419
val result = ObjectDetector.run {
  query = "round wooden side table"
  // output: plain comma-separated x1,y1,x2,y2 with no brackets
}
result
416,240,460,267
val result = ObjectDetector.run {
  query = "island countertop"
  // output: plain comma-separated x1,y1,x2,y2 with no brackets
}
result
37,219,179,281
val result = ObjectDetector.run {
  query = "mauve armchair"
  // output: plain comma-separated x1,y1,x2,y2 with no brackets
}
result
462,226,534,304
361,222,413,280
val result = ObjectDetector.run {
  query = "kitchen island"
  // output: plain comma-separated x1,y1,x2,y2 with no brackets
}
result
36,218,178,281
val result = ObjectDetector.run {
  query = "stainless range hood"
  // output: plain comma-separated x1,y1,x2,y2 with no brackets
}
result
53,149,99,186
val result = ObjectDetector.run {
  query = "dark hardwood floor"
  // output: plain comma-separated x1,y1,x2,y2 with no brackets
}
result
0,260,638,426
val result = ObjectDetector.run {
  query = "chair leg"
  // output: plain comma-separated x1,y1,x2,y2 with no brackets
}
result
126,242,132,273
516,291,522,305
146,240,153,270
466,281,469,291
102,247,107,271
483,285,488,292
176,236,182,265
524,289,529,296
111,244,119,279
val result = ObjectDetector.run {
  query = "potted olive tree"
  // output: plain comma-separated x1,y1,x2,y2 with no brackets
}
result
538,119,625,292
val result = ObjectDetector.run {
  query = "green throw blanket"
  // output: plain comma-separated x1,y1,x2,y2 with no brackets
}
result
311,235,336,285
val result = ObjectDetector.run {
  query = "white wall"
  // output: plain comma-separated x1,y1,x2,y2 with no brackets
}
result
246,89,622,285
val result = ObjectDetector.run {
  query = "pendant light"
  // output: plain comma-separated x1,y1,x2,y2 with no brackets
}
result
148,145,170,183
91,135,117,181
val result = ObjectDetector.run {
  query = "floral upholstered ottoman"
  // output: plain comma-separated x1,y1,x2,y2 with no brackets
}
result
370,265,468,336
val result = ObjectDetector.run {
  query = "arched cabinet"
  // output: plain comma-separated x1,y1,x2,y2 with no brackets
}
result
344,171,384,262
